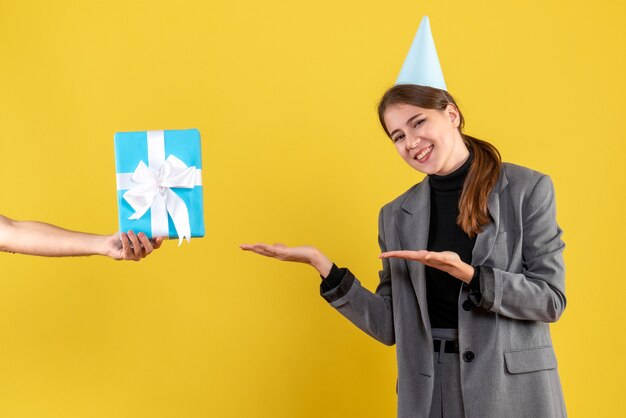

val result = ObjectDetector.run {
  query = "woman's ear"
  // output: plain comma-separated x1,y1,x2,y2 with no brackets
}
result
446,104,461,129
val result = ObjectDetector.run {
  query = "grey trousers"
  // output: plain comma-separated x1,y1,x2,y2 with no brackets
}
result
429,328,466,418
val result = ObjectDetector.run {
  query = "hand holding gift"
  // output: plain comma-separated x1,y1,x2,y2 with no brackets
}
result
102,230,164,261
1,128,204,258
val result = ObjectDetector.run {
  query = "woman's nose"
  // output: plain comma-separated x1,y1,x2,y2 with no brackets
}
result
406,135,421,151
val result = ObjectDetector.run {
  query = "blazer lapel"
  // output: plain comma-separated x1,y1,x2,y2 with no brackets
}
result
395,179,431,331
472,168,509,265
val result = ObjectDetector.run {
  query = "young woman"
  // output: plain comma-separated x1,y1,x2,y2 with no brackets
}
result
241,84,566,418
0,214,162,260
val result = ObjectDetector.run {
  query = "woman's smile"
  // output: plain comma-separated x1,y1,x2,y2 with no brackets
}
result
415,144,434,162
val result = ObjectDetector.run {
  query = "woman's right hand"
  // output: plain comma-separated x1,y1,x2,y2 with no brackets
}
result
240,243,333,277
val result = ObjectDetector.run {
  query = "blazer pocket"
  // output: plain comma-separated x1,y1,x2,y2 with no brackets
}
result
504,346,557,374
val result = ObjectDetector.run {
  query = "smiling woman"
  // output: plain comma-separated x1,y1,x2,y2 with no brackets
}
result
241,16,566,418
242,82,566,418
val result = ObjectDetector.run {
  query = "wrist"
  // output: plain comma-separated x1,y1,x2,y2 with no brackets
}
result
459,262,475,284
93,235,112,257
310,249,332,278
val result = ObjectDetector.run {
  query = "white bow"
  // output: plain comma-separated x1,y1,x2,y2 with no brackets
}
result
123,155,196,245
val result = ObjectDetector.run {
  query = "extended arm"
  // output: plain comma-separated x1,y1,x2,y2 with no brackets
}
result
0,215,162,260
241,208,396,346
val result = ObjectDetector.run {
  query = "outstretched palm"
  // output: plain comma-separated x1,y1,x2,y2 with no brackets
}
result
380,250,473,283
240,243,318,264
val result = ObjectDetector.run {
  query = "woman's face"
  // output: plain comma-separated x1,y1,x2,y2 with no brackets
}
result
383,103,469,176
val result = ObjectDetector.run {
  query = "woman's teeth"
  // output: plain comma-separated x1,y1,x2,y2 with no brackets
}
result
417,145,433,160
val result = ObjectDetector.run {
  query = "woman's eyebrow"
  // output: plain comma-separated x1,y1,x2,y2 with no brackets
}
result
390,113,424,137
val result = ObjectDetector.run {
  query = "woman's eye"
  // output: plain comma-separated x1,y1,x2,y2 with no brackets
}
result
393,134,405,143
414,119,426,128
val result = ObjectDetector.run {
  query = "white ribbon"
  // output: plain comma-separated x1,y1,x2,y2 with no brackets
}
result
117,130,201,245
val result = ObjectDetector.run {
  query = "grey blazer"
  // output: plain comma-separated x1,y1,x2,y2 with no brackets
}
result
322,162,567,418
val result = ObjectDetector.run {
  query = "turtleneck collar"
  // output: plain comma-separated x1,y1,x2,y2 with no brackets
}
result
428,151,474,193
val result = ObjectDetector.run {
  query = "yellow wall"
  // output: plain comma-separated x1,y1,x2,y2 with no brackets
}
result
1,1,624,417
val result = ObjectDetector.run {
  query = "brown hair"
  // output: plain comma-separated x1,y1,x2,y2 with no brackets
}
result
377,84,501,237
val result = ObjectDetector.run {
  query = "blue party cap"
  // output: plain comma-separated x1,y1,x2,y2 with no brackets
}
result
396,16,447,91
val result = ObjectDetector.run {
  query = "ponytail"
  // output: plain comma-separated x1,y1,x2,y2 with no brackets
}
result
459,135,501,237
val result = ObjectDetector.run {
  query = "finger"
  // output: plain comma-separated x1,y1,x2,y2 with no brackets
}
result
379,250,428,260
120,232,132,259
246,244,282,258
253,243,276,253
240,243,264,253
127,231,142,259
241,242,267,250
137,232,153,255
152,237,164,249
256,245,280,256
424,252,447,263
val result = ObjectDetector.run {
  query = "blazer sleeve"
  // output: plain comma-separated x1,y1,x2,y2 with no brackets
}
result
320,207,395,346
477,175,566,322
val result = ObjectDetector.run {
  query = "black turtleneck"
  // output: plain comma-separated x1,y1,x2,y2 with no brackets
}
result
426,153,476,328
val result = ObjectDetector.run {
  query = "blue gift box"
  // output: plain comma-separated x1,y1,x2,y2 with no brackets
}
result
114,129,205,243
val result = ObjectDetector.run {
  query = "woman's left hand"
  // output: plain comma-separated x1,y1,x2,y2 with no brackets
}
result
379,250,474,283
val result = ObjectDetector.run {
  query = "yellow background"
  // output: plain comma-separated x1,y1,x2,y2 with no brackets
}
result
1,0,624,417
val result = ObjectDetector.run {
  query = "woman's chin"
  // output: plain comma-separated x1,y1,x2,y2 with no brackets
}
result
408,160,436,175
